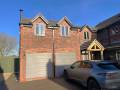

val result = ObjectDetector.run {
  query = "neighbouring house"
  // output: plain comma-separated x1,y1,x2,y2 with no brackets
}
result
96,13,120,61
80,13,120,61
80,25,105,60
19,13,83,82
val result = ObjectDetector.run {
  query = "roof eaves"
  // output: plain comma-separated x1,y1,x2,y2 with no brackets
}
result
80,25,97,32
96,13,120,30
20,18,32,25
31,13,49,24
57,16,73,26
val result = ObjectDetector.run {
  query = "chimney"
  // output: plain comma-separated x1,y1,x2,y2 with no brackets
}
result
19,9,24,23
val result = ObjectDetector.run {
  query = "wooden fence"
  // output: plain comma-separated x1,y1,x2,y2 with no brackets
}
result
0,57,19,73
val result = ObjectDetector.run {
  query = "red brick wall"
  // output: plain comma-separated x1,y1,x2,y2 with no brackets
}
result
20,18,81,54
79,27,93,44
19,17,81,82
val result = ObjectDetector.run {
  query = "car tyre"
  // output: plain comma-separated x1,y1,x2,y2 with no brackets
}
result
87,79,101,90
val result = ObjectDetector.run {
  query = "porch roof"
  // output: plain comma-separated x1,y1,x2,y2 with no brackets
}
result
80,41,92,51
80,39,104,51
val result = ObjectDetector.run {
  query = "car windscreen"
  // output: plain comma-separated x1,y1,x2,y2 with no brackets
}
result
98,63,120,70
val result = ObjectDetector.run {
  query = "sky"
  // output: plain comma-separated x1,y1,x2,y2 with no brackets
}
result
0,0,120,42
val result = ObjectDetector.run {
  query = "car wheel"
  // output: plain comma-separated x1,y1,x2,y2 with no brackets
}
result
64,70,69,80
87,79,101,90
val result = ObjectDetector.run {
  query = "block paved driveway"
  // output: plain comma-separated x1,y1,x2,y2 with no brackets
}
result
0,74,87,90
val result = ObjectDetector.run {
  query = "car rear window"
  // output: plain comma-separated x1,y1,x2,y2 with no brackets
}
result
98,63,120,70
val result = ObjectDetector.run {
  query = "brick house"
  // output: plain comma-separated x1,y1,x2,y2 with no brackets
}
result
19,14,84,82
79,13,120,61
20,12,120,82
96,13,120,61
80,25,105,60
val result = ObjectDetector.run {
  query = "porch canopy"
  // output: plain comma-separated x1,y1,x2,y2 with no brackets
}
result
80,39,105,60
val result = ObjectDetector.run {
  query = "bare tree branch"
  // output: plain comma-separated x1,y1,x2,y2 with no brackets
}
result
0,33,17,56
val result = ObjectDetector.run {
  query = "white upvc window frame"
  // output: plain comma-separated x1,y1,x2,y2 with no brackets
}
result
60,25,69,36
84,31,89,40
35,23,45,36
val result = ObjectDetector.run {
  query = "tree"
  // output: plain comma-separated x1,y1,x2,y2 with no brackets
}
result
0,33,17,56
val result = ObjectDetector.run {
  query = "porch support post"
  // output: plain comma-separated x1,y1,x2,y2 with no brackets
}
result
116,51,118,60
88,51,91,60
101,51,104,60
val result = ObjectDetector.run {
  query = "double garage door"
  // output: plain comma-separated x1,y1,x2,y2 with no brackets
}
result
26,52,76,81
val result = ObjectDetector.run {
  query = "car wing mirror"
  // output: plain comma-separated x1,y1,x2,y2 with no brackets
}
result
70,66,74,69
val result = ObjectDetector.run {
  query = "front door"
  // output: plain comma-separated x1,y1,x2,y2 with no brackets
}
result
92,51,101,60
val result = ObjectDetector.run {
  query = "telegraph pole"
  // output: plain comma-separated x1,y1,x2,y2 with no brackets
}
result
48,26,58,78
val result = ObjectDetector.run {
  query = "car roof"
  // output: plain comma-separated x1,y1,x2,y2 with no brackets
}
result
81,60,115,64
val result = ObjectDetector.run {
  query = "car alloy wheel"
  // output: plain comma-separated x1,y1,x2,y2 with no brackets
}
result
87,79,101,90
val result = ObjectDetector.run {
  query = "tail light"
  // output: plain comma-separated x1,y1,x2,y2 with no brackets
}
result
97,72,115,79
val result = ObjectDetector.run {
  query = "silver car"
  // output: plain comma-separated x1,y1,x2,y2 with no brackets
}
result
64,60,120,90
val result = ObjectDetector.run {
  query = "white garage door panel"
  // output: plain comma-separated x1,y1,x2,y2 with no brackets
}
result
26,53,52,80
55,52,76,77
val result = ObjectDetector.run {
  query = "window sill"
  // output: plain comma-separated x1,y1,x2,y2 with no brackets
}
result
35,35,45,37
83,39,90,42
61,36,70,38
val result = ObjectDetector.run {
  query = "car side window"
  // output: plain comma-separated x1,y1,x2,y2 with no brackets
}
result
79,62,92,68
71,62,81,68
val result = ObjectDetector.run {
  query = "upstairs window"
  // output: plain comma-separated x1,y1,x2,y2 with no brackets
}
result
111,29,116,35
35,23,45,36
111,26,119,35
84,32,89,40
61,26,69,36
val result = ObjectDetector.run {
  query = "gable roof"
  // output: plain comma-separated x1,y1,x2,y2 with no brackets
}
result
71,25,81,29
87,39,104,51
19,13,81,29
47,20,59,27
80,39,104,51
57,16,73,26
31,13,49,24
20,18,32,25
96,13,120,30
80,25,97,32
20,16,80,29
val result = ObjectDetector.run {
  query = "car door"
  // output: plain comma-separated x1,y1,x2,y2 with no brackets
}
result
67,61,81,79
77,61,92,84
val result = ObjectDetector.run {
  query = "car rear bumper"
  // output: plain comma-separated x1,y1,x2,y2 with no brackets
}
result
102,85,120,90
102,88,120,90
100,79,120,90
